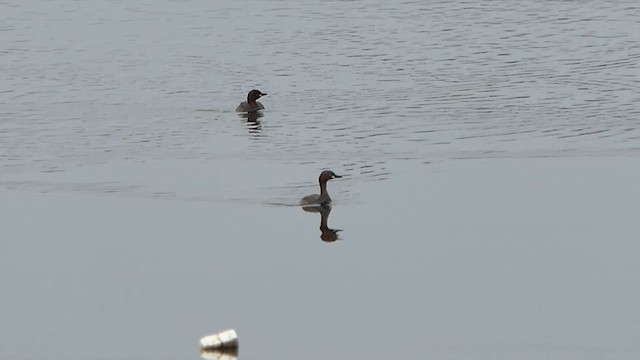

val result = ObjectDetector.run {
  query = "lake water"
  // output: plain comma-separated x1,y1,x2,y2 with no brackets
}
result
1,1,640,359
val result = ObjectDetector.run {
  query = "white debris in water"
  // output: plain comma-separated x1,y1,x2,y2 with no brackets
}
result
200,329,239,350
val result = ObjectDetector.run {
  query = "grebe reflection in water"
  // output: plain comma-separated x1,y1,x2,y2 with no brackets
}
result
302,204,341,243
238,111,263,134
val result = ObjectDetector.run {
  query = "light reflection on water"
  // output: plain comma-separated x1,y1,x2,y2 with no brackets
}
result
200,349,238,360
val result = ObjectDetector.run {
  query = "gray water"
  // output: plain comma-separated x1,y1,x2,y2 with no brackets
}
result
1,1,640,359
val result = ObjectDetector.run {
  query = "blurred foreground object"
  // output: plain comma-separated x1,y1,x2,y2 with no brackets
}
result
200,329,239,350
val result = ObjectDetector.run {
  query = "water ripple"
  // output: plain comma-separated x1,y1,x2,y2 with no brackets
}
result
1,0,639,187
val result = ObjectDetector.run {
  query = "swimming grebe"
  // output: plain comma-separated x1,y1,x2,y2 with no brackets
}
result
236,89,267,112
299,170,342,206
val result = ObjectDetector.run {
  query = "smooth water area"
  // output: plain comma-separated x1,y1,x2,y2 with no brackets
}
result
1,1,640,359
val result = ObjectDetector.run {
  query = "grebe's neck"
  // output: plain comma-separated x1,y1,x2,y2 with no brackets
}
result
319,181,328,195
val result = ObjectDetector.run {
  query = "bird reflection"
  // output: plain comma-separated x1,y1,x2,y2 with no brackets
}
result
238,111,263,135
302,204,342,242
201,348,238,360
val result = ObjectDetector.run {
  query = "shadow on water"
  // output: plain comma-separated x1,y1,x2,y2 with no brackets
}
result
302,204,342,243
237,112,263,136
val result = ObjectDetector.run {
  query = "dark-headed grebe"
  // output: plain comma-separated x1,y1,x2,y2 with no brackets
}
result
300,170,342,206
236,89,267,112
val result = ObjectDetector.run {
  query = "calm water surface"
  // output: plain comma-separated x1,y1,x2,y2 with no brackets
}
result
1,1,640,359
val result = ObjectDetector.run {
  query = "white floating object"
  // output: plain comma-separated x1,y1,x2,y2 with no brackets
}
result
200,329,239,350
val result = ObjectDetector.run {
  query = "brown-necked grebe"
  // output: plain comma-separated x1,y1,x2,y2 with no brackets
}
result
300,170,342,206
236,89,267,112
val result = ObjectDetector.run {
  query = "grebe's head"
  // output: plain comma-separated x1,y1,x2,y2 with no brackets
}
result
319,170,342,183
247,89,267,103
